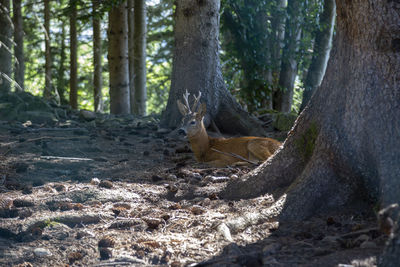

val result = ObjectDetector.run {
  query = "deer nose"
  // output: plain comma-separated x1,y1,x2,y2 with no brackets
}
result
178,128,186,135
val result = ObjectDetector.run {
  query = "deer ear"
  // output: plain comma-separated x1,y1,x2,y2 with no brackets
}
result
177,100,189,115
197,103,207,119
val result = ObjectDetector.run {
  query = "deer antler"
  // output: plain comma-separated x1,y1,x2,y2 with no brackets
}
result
192,91,202,112
182,89,191,113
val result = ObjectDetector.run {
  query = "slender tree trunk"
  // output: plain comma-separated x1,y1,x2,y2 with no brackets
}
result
299,0,336,112
56,18,68,105
43,0,52,99
127,0,135,114
222,0,400,232
92,0,103,112
269,0,287,107
274,0,302,112
132,0,147,115
12,0,24,91
108,0,130,114
0,0,12,93
69,0,78,109
161,0,266,136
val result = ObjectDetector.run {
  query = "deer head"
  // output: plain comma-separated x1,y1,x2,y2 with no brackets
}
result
177,90,206,138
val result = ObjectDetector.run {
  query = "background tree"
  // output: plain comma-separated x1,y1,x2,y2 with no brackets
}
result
132,0,147,115
69,0,78,109
13,0,24,91
92,0,103,112
221,1,400,250
128,0,134,114
299,0,335,112
43,0,53,99
0,0,12,93
273,0,302,112
161,0,265,136
108,0,130,114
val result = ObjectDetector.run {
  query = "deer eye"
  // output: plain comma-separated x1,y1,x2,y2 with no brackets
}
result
190,120,196,125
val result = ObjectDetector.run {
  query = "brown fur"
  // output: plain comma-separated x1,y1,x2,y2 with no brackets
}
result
177,92,281,167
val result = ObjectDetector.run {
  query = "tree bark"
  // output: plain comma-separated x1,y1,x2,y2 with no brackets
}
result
12,0,24,91
299,0,336,113
108,0,130,114
92,0,103,112
43,0,52,99
222,0,400,230
56,17,68,105
127,0,135,114
274,0,302,112
161,0,265,136
0,0,12,93
132,0,147,115
69,0,78,109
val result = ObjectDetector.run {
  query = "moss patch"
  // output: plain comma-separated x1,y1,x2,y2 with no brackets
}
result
295,122,319,162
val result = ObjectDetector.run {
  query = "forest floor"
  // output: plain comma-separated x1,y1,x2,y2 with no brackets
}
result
0,95,386,267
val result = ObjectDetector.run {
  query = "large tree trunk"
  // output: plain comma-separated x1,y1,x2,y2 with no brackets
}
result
161,0,265,136
0,0,12,93
127,0,135,114
108,0,130,114
69,0,78,109
43,0,52,99
274,0,302,112
299,0,336,112
12,0,24,91
132,0,147,115
92,0,103,112
222,0,400,230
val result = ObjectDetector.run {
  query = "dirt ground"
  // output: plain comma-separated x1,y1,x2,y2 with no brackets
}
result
0,107,386,266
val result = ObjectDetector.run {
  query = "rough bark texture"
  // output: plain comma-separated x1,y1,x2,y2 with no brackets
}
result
92,0,103,112
108,1,130,114
222,0,400,228
69,0,78,109
132,0,147,115
300,0,336,112
274,0,302,112
127,0,135,114
43,0,52,99
0,0,12,93
56,19,68,105
161,0,265,136
12,0,24,91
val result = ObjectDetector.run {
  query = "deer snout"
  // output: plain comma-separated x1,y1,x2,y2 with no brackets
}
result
178,128,186,136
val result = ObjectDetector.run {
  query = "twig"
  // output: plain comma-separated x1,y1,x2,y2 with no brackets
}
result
40,156,93,161
27,127,88,132
211,148,258,165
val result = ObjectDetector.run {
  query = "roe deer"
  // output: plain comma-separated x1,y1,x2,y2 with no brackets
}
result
177,91,282,167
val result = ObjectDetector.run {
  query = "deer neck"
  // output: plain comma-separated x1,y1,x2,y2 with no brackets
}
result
188,126,210,161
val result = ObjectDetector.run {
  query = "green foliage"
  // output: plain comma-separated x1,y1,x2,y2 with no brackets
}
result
146,0,174,114
221,0,325,113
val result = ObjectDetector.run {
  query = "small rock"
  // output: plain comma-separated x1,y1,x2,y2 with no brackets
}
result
99,247,112,260
68,251,84,264
99,180,113,189
360,241,377,249
19,209,33,219
22,185,33,194
143,217,163,229
80,109,96,121
33,248,52,257
169,203,182,210
191,205,206,215
91,177,101,185
54,184,66,192
354,234,370,246
13,198,34,207
98,236,115,248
